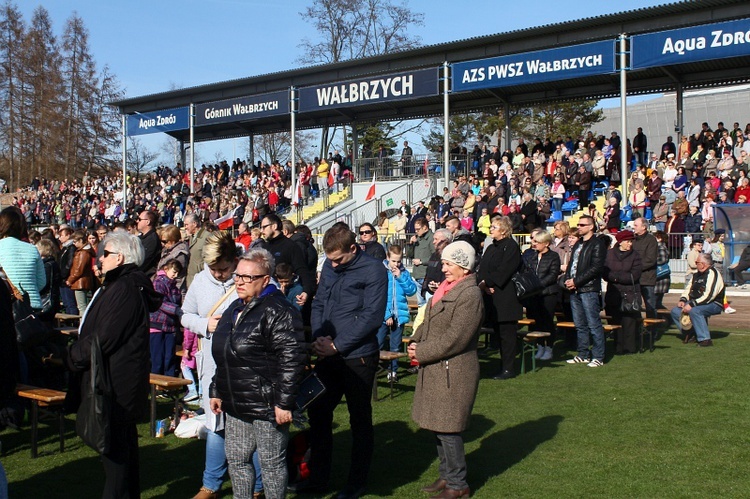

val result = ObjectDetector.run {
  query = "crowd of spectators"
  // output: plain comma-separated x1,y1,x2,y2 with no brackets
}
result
5,153,357,234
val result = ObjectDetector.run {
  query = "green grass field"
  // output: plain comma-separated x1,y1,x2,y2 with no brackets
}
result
3,327,750,498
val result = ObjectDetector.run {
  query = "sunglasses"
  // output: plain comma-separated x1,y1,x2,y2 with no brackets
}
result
102,250,119,258
359,230,373,235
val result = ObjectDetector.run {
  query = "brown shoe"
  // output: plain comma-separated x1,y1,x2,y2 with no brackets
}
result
430,487,470,498
192,487,219,499
421,478,447,493
697,339,714,347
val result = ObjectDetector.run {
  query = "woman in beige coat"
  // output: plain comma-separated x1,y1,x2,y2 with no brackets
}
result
408,241,483,499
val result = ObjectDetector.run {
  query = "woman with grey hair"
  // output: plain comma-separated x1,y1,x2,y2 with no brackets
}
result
209,247,306,499
63,230,162,497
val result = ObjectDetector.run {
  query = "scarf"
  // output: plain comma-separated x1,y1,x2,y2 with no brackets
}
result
431,275,468,307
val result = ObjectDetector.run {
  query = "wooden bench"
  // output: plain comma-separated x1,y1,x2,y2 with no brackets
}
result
373,351,407,402
16,384,67,458
55,326,79,338
54,313,80,327
641,318,667,353
148,374,192,437
479,319,536,349
516,331,551,374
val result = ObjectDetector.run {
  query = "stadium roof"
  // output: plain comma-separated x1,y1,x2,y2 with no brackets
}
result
111,0,750,142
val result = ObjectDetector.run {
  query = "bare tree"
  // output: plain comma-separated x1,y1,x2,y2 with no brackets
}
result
252,130,316,166
126,136,157,182
298,0,424,158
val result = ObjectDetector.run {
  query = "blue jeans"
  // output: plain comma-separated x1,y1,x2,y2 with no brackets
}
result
641,285,656,318
149,332,177,376
415,278,426,306
377,323,404,372
569,291,605,361
671,302,722,342
204,429,227,492
60,286,78,315
552,198,563,212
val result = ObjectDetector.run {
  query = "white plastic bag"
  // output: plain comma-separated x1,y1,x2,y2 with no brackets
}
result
174,414,207,439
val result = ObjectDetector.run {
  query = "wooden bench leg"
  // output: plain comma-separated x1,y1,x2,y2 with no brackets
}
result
58,407,65,453
30,401,39,459
150,385,157,437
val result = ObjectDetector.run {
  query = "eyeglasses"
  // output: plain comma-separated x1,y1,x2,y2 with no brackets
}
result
260,224,273,230
138,217,149,221
359,230,373,235
490,225,501,230
102,250,119,258
233,274,268,283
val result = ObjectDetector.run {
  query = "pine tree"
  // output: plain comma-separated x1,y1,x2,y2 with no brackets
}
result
0,1,25,189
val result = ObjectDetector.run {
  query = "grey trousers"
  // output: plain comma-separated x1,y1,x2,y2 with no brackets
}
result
435,432,468,490
225,413,289,499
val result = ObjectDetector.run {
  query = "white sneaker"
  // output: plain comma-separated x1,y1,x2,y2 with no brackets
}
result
587,359,604,368
566,356,588,364
725,306,737,314
387,372,398,383
742,285,748,290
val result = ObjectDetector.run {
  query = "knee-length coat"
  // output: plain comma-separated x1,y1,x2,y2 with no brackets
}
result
411,277,484,433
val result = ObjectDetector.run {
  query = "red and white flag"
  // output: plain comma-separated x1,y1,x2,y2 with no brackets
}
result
365,174,376,201
215,207,237,230
291,179,301,206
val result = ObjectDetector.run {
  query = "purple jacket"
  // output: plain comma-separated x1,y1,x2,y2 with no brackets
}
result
149,270,182,333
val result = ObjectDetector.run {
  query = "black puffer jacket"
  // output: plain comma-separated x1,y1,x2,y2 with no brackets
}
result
524,249,561,296
565,234,608,294
210,288,306,422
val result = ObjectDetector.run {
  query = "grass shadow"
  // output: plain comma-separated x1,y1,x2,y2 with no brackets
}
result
467,415,563,492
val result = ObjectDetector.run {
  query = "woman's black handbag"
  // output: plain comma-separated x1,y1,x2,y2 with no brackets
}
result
620,275,642,314
512,259,544,300
8,280,51,350
76,332,112,454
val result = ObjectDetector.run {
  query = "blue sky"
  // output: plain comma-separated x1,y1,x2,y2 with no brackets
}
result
18,0,666,163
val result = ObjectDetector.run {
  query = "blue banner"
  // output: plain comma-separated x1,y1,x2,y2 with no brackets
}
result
452,40,615,92
126,107,189,136
632,18,750,70
298,68,439,113
195,90,289,127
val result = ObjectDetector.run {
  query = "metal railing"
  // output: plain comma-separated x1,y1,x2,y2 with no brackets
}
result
353,153,475,182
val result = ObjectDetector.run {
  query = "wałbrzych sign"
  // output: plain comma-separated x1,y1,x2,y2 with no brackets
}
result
298,68,439,113
452,40,616,92
126,107,189,136
195,90,290,127
631,18,750,70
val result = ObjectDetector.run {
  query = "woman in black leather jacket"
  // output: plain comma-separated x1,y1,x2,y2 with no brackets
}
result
523,230,561,361
210,248,306,499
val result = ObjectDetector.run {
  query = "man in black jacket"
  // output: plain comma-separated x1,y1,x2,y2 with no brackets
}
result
564,215,608,367
136,210,161,278
259,214,315,307
58,227,78,314
301,224,387,499
633,217,658,318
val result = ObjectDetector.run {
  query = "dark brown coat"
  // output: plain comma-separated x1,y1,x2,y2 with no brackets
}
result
411,277,483,433
67,245,96,291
